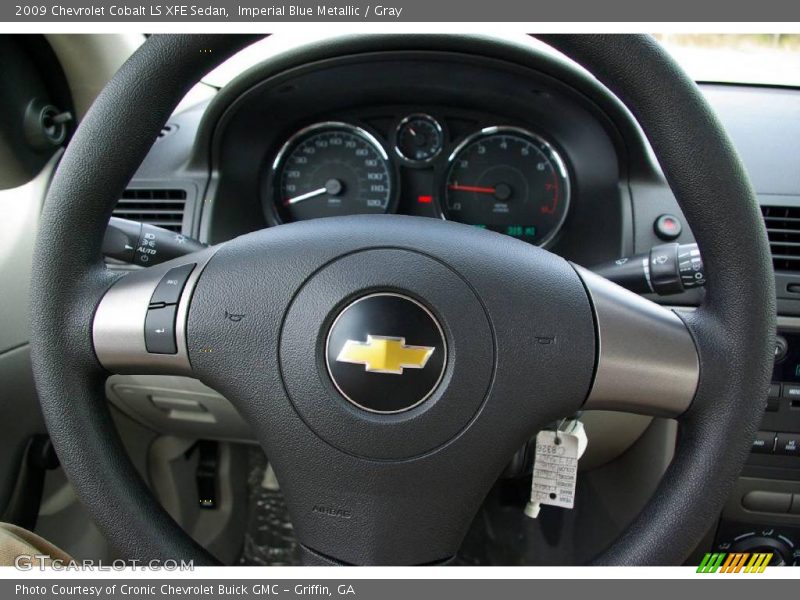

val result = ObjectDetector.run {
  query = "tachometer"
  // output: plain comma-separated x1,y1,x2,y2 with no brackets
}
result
270,122,394,223
442,126,570,247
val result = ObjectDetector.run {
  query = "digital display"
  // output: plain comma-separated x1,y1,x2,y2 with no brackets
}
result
773,332,800,383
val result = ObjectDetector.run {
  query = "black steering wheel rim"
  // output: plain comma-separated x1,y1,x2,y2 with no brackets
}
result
29,34,775,565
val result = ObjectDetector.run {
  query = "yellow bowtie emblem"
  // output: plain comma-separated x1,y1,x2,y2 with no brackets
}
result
336,335,435,375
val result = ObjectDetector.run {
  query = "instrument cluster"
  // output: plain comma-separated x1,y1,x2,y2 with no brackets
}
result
263,114,572,248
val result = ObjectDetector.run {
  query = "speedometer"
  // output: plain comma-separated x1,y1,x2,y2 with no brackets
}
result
269,122,394,223
442,126,571,247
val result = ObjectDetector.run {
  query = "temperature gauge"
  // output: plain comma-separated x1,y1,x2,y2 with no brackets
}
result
395,114,443,164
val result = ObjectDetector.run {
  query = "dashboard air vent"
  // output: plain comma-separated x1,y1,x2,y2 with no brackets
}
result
112,189,187,233
762,205,800,272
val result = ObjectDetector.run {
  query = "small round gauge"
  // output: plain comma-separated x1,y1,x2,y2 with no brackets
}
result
270,122,394,223
395,114,443,164
442,126,570,247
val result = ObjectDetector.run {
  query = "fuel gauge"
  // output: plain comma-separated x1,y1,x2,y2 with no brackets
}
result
395,114,443,164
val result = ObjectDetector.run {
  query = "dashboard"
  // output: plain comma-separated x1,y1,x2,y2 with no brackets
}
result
193,49,625,269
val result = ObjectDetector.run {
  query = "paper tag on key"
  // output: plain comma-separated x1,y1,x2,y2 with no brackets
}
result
530,428,581,509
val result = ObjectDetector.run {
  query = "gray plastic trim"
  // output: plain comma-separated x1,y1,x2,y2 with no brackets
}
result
0,153,60,352
105,374,255,443
576,265,700,417
93,245,220,375
778,315,800,331
722,477,800,527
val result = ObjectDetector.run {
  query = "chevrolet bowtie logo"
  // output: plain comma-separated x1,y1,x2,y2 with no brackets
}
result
336,335,435,375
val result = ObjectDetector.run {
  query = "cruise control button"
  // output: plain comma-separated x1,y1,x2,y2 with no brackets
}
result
752,431,776,454
145,305,178,354
150,263,195,306
776,433,800,456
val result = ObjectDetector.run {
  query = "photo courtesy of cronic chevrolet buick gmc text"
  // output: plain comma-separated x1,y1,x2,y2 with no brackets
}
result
0,33,798,566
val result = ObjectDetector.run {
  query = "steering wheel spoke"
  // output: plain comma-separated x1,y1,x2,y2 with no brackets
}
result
575,266,700,419
93,247,219,375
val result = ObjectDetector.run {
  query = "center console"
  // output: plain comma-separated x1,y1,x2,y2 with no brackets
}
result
711,317,800,565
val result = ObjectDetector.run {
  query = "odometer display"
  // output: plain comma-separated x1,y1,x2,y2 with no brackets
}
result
271,122,393,223
443,127,570,247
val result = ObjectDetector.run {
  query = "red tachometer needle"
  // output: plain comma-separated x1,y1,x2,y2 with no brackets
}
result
447,183,497,194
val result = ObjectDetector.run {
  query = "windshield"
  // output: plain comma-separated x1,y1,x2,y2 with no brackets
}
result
655,34,800,87
199,34,800,90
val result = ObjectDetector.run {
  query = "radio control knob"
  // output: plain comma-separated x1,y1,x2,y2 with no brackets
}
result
728,535,796,566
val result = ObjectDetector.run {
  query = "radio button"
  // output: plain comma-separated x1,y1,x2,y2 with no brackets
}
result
776,433,800,457
752,431,777,454
767,383,780,411
782,384,800,399
775,335,789,363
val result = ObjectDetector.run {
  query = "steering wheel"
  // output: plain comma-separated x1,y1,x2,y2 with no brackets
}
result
29,34,775,565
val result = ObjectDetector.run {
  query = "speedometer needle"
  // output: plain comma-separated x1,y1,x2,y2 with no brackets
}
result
283,187,327,206
284,178,344,206
447,183,497,194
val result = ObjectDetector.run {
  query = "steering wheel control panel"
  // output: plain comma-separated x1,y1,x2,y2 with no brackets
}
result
144,263,196,355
